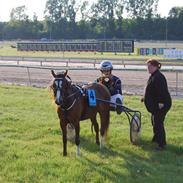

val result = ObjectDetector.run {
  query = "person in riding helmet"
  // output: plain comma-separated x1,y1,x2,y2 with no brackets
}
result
97,60,123,114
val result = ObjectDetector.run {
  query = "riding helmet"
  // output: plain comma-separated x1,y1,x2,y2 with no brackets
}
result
100,60,113,71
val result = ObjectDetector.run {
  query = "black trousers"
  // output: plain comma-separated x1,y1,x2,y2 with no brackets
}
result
151,111,167,147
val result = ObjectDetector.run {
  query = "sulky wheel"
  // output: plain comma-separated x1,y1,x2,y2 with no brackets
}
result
130,112,141,144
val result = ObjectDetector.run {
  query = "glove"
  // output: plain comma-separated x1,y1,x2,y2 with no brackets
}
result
158,103,164,109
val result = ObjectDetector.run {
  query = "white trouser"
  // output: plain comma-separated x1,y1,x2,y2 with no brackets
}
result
110,94,123,107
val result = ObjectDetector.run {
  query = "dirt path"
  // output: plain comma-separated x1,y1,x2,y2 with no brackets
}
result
0,66,182,97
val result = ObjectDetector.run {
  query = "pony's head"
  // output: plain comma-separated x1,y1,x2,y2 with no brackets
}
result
50,70,72,105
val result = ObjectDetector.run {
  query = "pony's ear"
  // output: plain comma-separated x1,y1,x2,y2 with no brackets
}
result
51,70,56,78
64,70,68,77
66,75,72,85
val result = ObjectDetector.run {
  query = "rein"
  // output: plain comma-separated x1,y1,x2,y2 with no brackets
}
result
65,85,83,99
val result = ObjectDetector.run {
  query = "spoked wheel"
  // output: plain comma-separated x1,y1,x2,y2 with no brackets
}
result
130,112,141,144
93,97,142,144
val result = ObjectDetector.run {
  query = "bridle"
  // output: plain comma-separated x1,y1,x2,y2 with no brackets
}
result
53,76,82,111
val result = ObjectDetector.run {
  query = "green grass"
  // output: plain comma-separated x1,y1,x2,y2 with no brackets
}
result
0,84,183,183
0,42,164,60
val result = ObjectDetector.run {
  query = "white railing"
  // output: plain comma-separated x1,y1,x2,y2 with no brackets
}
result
0,56,183,68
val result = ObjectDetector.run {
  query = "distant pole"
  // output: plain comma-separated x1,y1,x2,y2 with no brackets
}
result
165,18,168,48
49,21,52,40
103,17,106,39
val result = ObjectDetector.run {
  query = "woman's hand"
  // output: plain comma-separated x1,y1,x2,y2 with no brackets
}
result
158,103,164,109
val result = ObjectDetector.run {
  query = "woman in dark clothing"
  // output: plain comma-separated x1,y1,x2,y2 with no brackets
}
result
142,59,172,150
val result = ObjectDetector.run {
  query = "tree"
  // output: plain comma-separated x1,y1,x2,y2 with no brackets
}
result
116,1,124,38
80,1,89,21
168,6,183,18
32,13,44,38
90,0,125,38
45,0,81,22
126,0,159,18
168,7,183,40
45,0,82,38
10,6,29,21
0,22,5,40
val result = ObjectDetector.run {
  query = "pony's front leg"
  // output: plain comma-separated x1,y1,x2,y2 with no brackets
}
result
60,120,67,156
74,122,80,156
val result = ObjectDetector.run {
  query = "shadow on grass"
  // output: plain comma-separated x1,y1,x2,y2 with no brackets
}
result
77,137,183,182
54,123,183,182
138,138,183,155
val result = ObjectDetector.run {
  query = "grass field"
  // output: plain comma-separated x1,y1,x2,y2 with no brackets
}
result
0,41,164,60
0,84,183,183
1,40,183,60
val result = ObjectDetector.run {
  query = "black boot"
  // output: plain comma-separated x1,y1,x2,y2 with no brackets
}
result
151,135,157,143
116,98,122,115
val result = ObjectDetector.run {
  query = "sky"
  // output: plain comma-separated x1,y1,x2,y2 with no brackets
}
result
0,0,183,21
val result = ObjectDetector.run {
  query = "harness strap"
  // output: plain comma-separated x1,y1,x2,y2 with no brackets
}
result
61,85,84,111
65,85,84,99
65,99,76,111
75,85,84,94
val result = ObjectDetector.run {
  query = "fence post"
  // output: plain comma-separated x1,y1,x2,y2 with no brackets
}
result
176,71,178,96
44,57,47,66
94,59,96,68
122,59,125,68
26,67,32,86
66,59,70,67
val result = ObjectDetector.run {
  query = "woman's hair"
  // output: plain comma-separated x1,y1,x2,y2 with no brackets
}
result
146,59,161,69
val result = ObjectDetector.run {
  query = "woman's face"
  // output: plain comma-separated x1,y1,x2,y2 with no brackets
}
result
147,63,158,74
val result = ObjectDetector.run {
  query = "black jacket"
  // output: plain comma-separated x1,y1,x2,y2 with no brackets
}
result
144,70,172,114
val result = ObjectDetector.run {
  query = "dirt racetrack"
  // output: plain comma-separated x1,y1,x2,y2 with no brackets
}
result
0,66,182,97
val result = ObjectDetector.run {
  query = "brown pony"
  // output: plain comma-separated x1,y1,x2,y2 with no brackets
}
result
50,70,111,156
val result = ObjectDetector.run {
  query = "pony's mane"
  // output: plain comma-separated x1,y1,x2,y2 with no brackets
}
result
48,80,58,109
